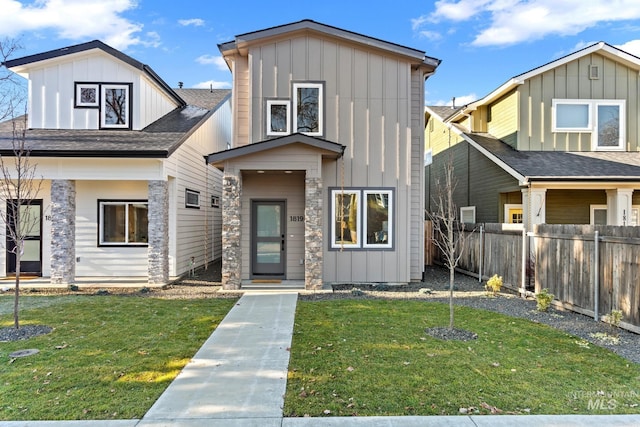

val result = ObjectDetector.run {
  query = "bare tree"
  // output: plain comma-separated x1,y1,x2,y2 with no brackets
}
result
0,38,43,329
427,158,471,329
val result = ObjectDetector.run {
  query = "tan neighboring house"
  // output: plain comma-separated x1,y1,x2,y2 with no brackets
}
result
425,42,640,231
1,41,231,284
207,20,440,289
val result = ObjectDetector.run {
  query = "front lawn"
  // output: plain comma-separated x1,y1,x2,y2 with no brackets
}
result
285,300,640,416
0,294,236,420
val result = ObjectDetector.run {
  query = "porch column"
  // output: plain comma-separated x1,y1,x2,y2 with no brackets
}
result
222,171,242,289
50,180,76,285
607,189,634,225
522,188,546,232
148,180,169,284
305,176,323,290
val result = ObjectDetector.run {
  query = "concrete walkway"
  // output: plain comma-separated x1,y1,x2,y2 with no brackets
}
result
1,292,640,427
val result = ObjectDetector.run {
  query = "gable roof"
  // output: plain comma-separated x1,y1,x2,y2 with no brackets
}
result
452,42,640,118
425,105,464,122
4,40,186,107
219,19,440,70
0,96,231,158
207,133,345,167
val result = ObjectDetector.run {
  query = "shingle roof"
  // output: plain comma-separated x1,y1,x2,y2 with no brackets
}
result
0,104,220,158
463,132,640,181
173,89,231,110
426,106,463,121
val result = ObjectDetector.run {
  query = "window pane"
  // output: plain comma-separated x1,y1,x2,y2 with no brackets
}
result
366,193,389,244
556,103,589,129
270,104,288,133
594,209,607,225
22,240,40,262
257,205,281,237
19,205,40,236
103,204,126,243
296,87,319,133
257,242,281,263
128,204,148,243
597,105,620,147
104,88,128,125
334,192,358,245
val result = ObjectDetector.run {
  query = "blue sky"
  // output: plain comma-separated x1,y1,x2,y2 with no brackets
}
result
2,0,640,106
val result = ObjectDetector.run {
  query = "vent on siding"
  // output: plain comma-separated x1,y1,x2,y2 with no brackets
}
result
460,206,476,224
589,64,600,80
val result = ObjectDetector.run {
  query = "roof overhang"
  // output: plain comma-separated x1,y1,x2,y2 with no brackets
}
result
206,133,345,169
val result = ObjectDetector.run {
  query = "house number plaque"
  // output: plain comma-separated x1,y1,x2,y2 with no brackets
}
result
289,215,304,222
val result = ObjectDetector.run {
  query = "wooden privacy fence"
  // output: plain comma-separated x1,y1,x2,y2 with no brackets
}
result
426,222,640,333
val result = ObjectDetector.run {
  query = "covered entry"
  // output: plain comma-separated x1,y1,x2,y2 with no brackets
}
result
207,133,344,290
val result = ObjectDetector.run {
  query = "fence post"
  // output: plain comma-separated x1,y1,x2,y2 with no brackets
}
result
521,227,527,298
478,224,484,282
594,230,599,321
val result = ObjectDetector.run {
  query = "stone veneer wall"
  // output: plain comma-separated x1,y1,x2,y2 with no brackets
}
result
305,177,323,289
222,172,242,289
50,180,76,285
148,180,169,284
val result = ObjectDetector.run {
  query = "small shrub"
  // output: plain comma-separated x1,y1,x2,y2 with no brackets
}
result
536,289,554,312
68,284,79,291
485,274,503,296
604,309,623,328
351,287,364,296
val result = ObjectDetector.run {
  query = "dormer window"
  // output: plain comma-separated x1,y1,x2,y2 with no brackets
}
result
74,82,132,130
293,82,323,136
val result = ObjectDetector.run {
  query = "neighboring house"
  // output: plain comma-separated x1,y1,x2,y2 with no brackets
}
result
207,20,440,289
0,40,231,284
425,42,640,231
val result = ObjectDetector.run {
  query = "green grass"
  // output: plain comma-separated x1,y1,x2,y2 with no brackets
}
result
0,295,236,420
285,300,640,417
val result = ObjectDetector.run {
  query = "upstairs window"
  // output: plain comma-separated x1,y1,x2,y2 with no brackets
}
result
552,99,625,151
101,84,131,129
266,99,290,136
293,82,323,136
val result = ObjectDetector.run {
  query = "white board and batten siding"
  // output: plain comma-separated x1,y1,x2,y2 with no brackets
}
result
26,50,177,130
164,99,231,276
244,34,424,282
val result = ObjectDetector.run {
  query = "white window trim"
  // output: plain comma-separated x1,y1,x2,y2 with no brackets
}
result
266,99,290,136
185,189,200,209
99,201,148,246
363,190,393,249
331,189,361,249
552,99,625,151
100,84,131,129
460,206,476,224
590,204,608,225
293,82,323,136
504,203,523,224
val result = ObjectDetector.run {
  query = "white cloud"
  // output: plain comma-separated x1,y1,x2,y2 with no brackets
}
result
193,80,231,89
196,54,228,71
0,0,154,50
428,93,478,107
415,0,640,47
616,40,640,57
178,18,205,27
418,30,443,42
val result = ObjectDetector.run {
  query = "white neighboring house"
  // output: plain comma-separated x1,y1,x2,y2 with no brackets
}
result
0,40,231,284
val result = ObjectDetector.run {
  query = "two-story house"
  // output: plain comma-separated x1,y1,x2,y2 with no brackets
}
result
426,42,640,231
1,41,231,284
207,20,440,289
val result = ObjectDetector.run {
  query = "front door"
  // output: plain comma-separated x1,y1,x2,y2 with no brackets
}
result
251,200,286,277
6,200,43,276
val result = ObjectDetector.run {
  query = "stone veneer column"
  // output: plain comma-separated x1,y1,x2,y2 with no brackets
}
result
222,172,242,289
305,177,323,290
148,180,169,284
50,180,76,285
